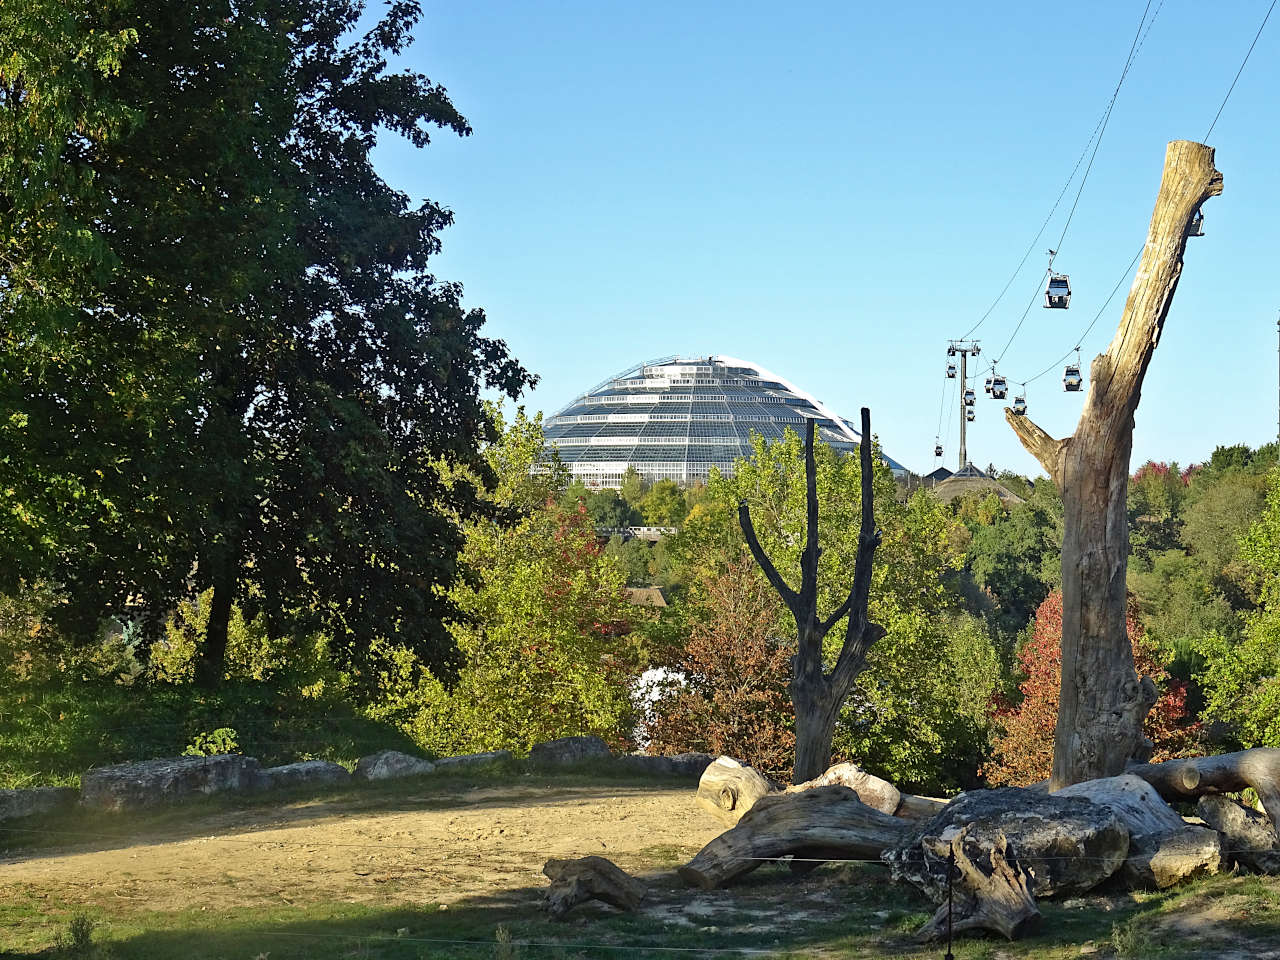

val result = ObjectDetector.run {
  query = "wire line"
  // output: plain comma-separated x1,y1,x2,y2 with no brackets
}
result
1206,0,1278,139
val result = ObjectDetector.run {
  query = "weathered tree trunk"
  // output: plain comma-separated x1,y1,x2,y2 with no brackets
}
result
915,829,1040,942
1006,140,1223,790
1127,748,1280,833
194,565,236,688
542,856,646,918
678,785,908,889
694,756,776,826
740,409,884,784
786,761,900,814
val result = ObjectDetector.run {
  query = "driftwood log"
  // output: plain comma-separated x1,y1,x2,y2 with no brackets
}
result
542,856,646,919
1128,748,1280,833
694,756,775,826
915,829,1040,942
1005,139,1223,789
679,785,909,889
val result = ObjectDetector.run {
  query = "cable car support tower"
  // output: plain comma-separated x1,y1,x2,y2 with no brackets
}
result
947,339,981,472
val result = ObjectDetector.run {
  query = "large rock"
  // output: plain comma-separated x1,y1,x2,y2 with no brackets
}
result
616,752,715,779
433,750,512,770
260,760,351,791
81,755,263,810
1198,794,1280,873
529,736,612,766
0,787,77,822
884,787,1128,900
354,750,436,782
1057,775,1220,888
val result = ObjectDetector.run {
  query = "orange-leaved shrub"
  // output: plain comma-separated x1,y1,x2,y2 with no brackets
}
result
984,589,1199,786
641,557,794,774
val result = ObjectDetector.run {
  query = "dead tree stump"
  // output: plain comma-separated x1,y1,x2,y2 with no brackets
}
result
694,756,775,826
915,829,1040,942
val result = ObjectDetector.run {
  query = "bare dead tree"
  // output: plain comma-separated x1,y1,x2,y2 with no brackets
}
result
739,408,884,784
1005,140,1223,790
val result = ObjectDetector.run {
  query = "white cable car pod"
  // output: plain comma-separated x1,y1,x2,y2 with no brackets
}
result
1012,394,1027,415
946,363,957,379
1063,365,1083,391
991,376,1008,399
1045,272,1071,309
934,443,943,457
1189,211,1204,237
963,388,975,405
965,407,975,422
984,376,993,395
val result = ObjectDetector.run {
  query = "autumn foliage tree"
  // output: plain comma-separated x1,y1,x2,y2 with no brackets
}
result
642,557,795,773
986,590,1198,786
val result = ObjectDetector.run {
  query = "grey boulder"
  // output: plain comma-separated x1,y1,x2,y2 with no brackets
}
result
260,760,351,790
0,787,77,822
354,750,436,782
1197,794,1280,873
885,786,1128,899
434,750,512,770
616,752,716,779
81,755,263,810
529,736,612,766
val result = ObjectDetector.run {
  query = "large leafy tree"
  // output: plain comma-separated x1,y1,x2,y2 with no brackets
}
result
1,0,529,684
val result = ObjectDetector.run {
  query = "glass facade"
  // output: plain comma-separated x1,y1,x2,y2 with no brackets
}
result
543,355,905,488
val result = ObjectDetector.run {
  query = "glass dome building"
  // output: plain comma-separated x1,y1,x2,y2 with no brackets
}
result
543,355,905,488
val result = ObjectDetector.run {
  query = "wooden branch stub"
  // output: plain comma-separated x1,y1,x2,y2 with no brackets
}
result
1126,748,1280,833
1003,410,1068,487
694,756,776,826
542,856,646,919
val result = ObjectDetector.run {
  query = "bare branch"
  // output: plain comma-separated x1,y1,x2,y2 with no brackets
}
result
1004,409,1068,484
798,419,820,613
738,501,799,613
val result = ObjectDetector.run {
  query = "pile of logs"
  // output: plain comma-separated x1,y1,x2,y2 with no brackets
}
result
545,748,1280,944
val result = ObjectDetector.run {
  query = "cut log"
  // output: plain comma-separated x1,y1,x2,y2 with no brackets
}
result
1056,774,1220,888
694,756,775,826
896,793,950,821
542,856,646,919
1127,748,1280,834
678,785,909,889
914,829,1040,942
1197,794,1280,874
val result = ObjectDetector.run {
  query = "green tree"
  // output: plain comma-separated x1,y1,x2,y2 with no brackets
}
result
4,1,530,684
639,479,688,526
619,467,648,508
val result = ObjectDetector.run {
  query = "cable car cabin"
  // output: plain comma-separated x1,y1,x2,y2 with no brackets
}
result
947,345,957,357
991,376,1008,399
934,443,943,457
946,363,957,379
1012,395,1027,415
965,408,975,422
964,388,976,405
1189,211,1204,237
1044,272,1072,309
1063,364,1083,392
984,377,993,395
971,343,981,355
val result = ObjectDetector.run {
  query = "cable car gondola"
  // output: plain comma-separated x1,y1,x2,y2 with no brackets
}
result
1044,272,1071,309
1012,394,1027,416
1189,211,1204,237
965,408,975,422
946,363,957,379
991,375,1008,400
963,388,975,406
984,376,993,395
947,344,957,357
934,443,943,457
1063,365,1083,392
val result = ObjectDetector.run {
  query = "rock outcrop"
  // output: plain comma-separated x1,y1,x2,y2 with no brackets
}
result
354,750,436,781
81,755,263,810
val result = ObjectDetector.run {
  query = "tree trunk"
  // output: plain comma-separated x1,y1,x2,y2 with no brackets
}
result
195,564,235,688
915,829,1040,942
1127,748,1280,833
1006,140,1223,790
694,757,776,826
542,856,646,918
791,681,840,784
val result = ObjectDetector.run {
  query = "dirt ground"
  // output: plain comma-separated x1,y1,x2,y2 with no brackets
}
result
0,783,724,916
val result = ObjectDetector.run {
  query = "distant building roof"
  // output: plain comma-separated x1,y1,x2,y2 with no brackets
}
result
924,467,953,484
625,586,669,608
928,471,1026,506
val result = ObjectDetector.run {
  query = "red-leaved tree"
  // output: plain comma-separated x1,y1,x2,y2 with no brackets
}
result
642,557,795,774
985,590,1199,786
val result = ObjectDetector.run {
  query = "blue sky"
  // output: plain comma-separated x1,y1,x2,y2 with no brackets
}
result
373,1,1280,477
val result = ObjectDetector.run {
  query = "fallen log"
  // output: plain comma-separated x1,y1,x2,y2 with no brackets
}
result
678,785,909,889
915,828,1040,942
694,756,775,826
542,856,646,919
1057,774,1221,888
786,762,900,814
1127,748,1280,833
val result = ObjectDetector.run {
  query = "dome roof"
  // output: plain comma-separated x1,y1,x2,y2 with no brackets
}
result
543,355,904,488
